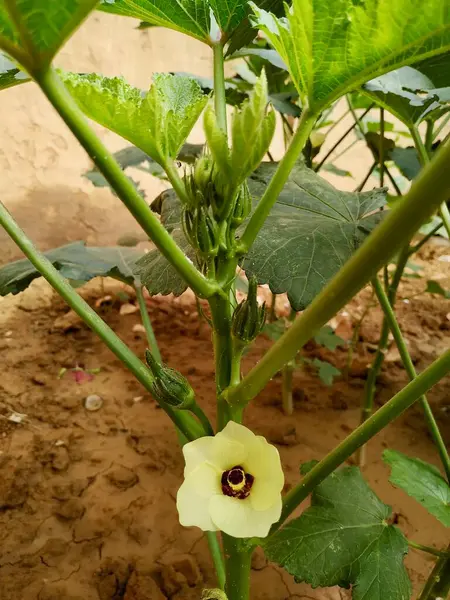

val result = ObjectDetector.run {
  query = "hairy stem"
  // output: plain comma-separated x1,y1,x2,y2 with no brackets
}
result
372,277,450,481
213,43,227,133
282,362,294,415
35,67,217,299
357,244,409,465
226,139,450,408
164,160,189,205
410,124,450,239
408,540,450,559
0,201,203,441
206,532,226,590
418,547,450,600
222,535,252,600
238,109,317,252
135,284,161,362
273,347,450,530
315,103,374,172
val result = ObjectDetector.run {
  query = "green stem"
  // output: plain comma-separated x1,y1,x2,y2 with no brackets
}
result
0,201,203,442
222,534,252,600
191,403,214,436
425,120,434,154
410,221,445,255
408,540,450,559
226,139,450,408
372,277,450,481
209,295,235,429
135,284,161,362
206,532,226,590
273,346,450,529
315,103,374,172
357,244,409,465
213,43,227,133
418,548,450,600
164,160,189,205
379,108,385,187
385,166,403,196
239,109,317,253
282,362,294,415
355,160,377,192
35,67,217,300
433,113,450,141
410,124,450,239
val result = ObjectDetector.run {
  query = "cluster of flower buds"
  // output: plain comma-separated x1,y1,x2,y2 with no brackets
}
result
231,277,266,345
145,350,195,410
183,156,252,260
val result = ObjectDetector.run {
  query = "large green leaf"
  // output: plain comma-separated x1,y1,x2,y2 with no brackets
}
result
144,163,386,306
243,162,386,310
250,0,450,112
0,242,144,295
265,467,411,600
384,450,450,527
98,0,250,43
226,0,286,54
0,52,29,90
0,0,98,70
134,229,194,296
61,71,207,167
363,56,450,126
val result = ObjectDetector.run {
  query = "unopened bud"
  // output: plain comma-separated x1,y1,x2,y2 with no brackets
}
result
231,183,252,226
145,350,195,409
231,277,266,344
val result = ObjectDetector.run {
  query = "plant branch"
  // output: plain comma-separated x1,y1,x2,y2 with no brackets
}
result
35,67,217,299
206,532,226,590
213,43,227,133
418,547,450,600
408,540,450,559
238,108,317,253
433,113,450,141
164,160,189,205
0,201,204,442
410,221,446,255
272,346,450,529
379,108,385,187
226,139,450,408
372,277,450,481
222,534,252,600
410,124,450,239
315,103,374,172
135,284,161,362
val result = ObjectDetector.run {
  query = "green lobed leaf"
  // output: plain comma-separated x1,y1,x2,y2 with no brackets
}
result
0,52,29,90
383,449,450,527
243,162,387,311
0,0,98,70
425,280,450,299
250,0,450,112
388,147,421,180
61,71,207,167
99,0,251,42
133,229,194,296
0,242,144,295
311,358,341,386
265,466,411,600
314,325,346,351
226,0,286,54
363,58,450,126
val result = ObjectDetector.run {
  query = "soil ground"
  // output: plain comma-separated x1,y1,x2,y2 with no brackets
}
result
0,239,449,600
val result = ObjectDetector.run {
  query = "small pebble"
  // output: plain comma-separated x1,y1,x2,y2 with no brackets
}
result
84,394,103,412
132,324,146,333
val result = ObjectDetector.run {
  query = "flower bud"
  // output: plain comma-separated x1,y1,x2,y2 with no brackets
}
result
145,350,195,409
201,590,228,600
193,155,214,190
231,277,266,344
231,182,252,226
195,207,219,257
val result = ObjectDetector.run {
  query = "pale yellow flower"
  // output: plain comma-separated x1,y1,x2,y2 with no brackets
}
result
176,421,284,538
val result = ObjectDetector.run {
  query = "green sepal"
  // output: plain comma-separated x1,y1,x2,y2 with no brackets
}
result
145,350,195,409
231,277,266,344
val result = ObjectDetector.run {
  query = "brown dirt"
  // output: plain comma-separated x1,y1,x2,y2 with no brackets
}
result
0,242,449,600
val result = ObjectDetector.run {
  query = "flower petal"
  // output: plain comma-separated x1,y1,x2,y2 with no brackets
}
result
209,494,282,538
176,463,221,531
244,436,284,491
183,436,216,475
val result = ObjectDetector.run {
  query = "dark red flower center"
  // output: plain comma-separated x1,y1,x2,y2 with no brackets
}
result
221,465,254,500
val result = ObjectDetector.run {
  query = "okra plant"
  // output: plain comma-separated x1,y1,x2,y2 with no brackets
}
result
0,1,450,599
